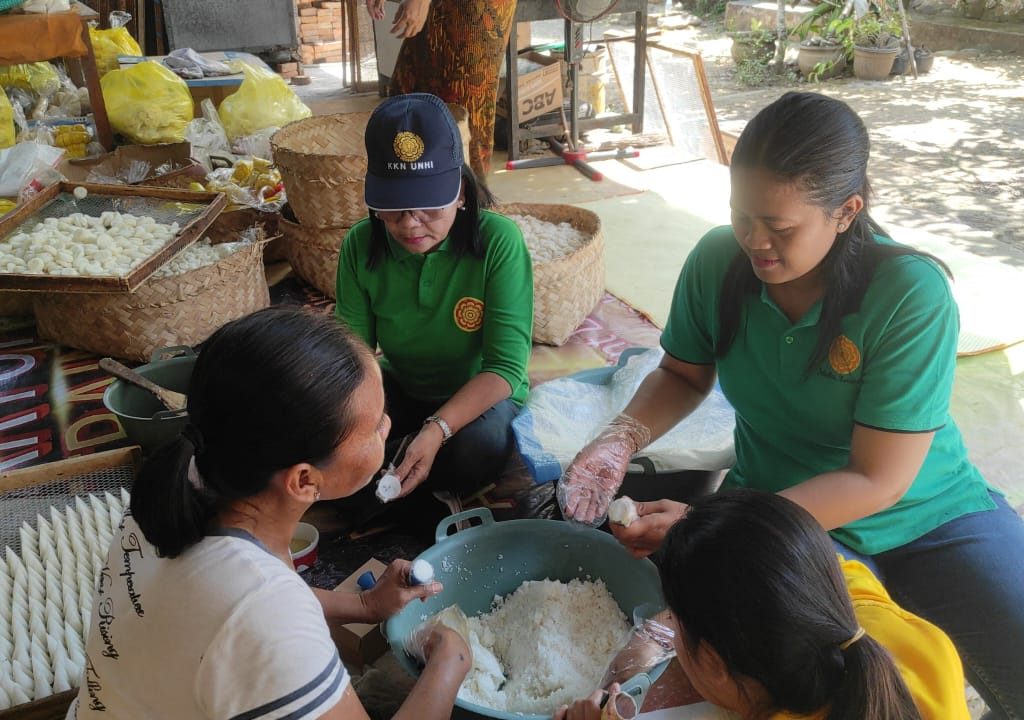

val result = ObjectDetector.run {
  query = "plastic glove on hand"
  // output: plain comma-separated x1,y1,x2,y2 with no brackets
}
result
405,604,472,664
558,414,652,527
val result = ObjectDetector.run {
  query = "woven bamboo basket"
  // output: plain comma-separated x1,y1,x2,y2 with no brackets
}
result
209,206,286,263
497,203,605,346
271,112,371,228
33,226,270,362
0,290,33,317
280,204,346,300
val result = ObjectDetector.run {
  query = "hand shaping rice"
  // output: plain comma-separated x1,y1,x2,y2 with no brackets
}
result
459,578,629,714
505,214,586,264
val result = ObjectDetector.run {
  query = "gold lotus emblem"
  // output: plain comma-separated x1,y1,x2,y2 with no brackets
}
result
393,132,425,162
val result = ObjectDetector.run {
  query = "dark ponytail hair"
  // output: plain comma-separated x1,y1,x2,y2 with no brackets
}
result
130,307,372,558
658,489,922,720
366,163,495,269
720,92,950,374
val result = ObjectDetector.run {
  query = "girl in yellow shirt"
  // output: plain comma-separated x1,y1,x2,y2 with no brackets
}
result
556,490,968,720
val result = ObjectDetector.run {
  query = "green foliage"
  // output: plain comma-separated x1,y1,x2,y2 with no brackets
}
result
852,13,902,48
735,57,771,86
694,0,727,19
808,58,840,82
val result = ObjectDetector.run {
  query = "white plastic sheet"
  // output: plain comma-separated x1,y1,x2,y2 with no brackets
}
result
513,348,736,483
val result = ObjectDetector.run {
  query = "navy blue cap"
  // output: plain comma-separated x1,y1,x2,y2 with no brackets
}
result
364,93,464,212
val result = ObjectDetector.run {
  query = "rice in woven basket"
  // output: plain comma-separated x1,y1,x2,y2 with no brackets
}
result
497,203,604,346
33,224,270,362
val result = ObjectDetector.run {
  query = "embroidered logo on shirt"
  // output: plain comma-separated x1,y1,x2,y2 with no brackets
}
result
828,335,861,374
454,297,484,332
394,132,425,162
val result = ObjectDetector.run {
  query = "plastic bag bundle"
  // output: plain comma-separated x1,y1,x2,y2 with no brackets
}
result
512,348,736,484
100,61,194,145
89,13,143,78
20,0,71,11
218,63,311,140
0,63,61,99
0,142,64,197
0,92,15,149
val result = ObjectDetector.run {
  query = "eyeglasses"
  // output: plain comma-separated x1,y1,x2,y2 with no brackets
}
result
373,207,451,223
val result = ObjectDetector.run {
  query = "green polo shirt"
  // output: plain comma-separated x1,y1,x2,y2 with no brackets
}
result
662,225,995,555
335,210,532,405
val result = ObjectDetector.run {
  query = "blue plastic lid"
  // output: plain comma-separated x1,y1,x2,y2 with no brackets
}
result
356,570,377,591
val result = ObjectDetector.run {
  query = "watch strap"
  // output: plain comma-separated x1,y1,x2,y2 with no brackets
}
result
423,415,452,445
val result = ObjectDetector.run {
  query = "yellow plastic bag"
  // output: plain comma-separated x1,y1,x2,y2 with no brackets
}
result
101,61,194,145
218,63,311,141
0,62,61,98
0,92,15,149
89,26,143,77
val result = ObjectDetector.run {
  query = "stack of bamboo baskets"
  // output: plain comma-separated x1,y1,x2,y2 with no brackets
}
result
272,112,371,299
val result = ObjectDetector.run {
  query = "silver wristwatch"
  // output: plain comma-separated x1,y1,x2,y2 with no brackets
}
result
423,415,452,445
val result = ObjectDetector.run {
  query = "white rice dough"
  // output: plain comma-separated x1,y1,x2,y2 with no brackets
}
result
457,578,630,715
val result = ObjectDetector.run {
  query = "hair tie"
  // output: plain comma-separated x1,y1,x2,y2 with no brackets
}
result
182,423,205,456
187,456,205,490
838,626,866,651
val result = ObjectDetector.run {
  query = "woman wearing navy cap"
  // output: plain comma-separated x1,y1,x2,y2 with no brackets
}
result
335,93,533,519
366,0,516,179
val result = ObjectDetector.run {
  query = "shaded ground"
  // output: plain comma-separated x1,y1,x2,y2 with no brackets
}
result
528,10,1024,258
686,20,1024,259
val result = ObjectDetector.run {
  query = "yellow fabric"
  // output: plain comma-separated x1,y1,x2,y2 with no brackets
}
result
772,559,968,720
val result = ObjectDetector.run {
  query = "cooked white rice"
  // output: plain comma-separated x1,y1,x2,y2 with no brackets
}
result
459,578,629,714
505,214,586,264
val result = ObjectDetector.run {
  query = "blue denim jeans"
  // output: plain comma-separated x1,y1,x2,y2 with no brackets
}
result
382,371,517,497
835,492,1024,719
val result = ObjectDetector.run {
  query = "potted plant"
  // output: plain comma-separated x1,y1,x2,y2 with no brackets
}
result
793,1,852,80
914,45,935,73
852,13,902,80
798,36,848,80
728,20,776,66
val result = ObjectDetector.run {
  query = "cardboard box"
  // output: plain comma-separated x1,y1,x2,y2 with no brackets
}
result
507,52,565,123
516,21,532,52
60,142,202,186
329,558,390,670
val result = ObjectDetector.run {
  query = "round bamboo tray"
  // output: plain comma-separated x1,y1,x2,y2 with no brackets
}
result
280,205,347,300
271,113,371,228
497,203,605,346
33,227,270,362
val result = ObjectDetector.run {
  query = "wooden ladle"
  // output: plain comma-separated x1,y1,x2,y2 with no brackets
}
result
100,357,188,413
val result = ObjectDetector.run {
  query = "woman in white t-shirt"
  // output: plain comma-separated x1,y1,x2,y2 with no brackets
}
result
69,307,471,720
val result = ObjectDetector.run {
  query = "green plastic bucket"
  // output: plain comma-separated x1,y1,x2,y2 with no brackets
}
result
102,346,195,454
384,508,670,719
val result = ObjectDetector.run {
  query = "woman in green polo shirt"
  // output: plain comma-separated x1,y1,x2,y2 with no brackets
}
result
559,92,1024,718
335,93,533,517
